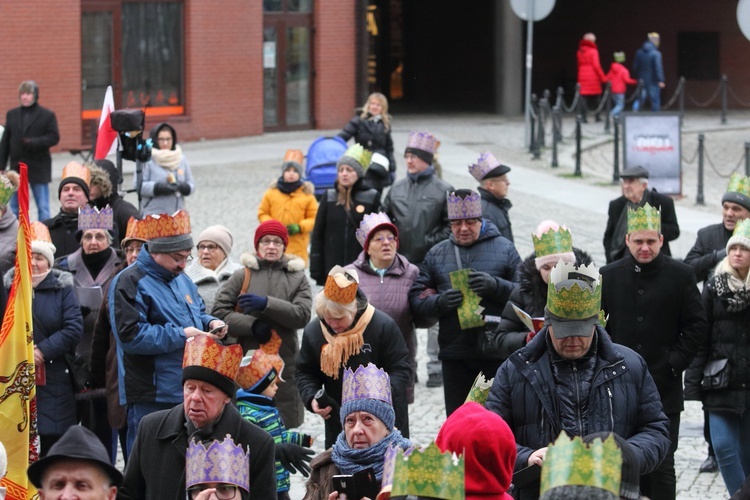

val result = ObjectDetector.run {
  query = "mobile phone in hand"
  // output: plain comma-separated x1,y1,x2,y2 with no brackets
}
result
209,324,225,334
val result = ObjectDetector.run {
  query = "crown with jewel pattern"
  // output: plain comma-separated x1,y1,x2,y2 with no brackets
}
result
342,143,373,170
30,221,52,243
468,151,509,182
61,161,91,187
355,212,396,248
341,363,392,407
78,205,114,231
0,173,17,207
726,173,750,197
540,433,622,497
185,435,250,493
391,442,465,500
533,224,573,258
235,332,285,391
378,444,415,499
626,203,661,234
547,262,602,320
464,372,493,406
140,210,191,240
121,217,148,247
447,190,482,220
324,265,359,304
183,335,243,381
406,130,438,154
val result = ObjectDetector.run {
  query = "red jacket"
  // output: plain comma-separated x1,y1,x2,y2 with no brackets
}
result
577,40,605,96
606,62,637,93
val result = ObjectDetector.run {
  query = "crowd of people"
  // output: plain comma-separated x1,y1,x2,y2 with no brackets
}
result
1,77,750,500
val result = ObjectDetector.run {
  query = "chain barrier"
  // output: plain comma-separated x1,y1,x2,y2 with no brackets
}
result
681,142,699,165
661,77,686,110
624,81,644,104
704,147,744,178
727,84,750,108
590,85,612,115
685,81,723,108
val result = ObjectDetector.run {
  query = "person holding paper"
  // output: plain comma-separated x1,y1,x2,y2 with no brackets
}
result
409,189,520,416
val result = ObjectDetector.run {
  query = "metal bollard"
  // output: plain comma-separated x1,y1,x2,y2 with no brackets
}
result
552,106,560,168
678,76,686,116
745,142,750,177
612,117,620,183
553,104,562,142
529,94,538,154
538,98,547,149
604,90,612,133
574,115,582,176
697,134,705,205
721,75,727,125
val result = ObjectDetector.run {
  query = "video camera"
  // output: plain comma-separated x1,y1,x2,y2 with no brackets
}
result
110,109,152,163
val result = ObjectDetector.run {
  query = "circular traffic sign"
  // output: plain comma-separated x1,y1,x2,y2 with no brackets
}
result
510,0,556,22
738,0,750,42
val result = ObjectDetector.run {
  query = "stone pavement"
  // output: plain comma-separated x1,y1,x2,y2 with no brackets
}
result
40,109,747,498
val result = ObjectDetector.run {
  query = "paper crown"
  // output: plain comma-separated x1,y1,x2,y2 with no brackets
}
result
732,218,750,240
342,143,373,169
540,433,622,497
355,212,395,248
235,333,285,391
78,205,114,231
61,161,91,187
533,224,573,258
447,191,482,220
283,149,304,165
141,210,191,240
379,444,415,499
324,265,359,304
726,173,750,198
30,221,52,243
547,262,602,320
468,152,505,182
121,217,148,246
391,442,465,500
627,203,661,234
341,363,392,407
0,173,18,207
406,130,438,154
186,436,250,493
464,372,493,407
182,335,243,381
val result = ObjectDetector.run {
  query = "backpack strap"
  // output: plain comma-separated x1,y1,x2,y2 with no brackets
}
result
234,268,252,313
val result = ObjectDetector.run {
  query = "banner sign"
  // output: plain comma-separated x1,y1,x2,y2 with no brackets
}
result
622,113,682,195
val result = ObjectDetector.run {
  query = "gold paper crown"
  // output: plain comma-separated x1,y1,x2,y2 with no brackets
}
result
0,173,18,207
78,205,114,231
540,433,622,497
533,225,573,258
183,335,243,381
547,262,602,320
342,144,373,169
235,332,285,390
141,210,191,240
323,265,359,304
283,149,305,165
464,372,493,406
726,173,750,198
30,221,52,243
391,442,465,500
61,161,91,187
121,217,148,246
626,203,661,234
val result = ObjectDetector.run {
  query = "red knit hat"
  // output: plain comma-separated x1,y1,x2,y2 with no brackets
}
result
254,220,288,251
436,402,516,500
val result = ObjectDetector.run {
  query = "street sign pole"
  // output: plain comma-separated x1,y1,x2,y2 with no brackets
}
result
523,0,534,148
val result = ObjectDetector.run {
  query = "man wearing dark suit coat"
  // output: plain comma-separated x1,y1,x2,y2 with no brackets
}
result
603,165,679,264
0,80,59,221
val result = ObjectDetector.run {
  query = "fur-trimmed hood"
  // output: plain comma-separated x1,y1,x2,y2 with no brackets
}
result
519,247,594,314
269,178,315,195
4,267,75,290
240,252,306,272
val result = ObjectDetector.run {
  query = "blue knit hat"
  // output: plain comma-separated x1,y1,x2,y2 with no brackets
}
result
340,364,395,430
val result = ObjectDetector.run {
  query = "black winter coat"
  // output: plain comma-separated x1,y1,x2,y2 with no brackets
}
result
309,180,380,285
338,113,396,174
0,103,59,184
478,187,513,242
492,248,593,360
485,328,670,500
409,221,521,360
684,222,732,283
601,252,707,413
43,211,80,259
603,188,679,264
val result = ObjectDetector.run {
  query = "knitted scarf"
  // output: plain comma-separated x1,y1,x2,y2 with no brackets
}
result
276,177,303,194
319,303,375,379
331,429,411,480
151,144,184,171
713,259,750,312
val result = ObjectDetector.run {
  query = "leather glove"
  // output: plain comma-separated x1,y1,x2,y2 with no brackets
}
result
286,223,301,235
153,182,178,196
467,271,498,297
238,293,268,314
275,442,314,477
438,289,464,311
251,320,273,343
177,182,191,196
713,248,727,262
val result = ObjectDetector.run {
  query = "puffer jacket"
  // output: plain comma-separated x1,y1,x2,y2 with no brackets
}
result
109,246,217,405
577,39,606,96
684,269,750,412
684,222,732,283
633,41,665,86
212,252,312,428
383,172,453,264
485,327,670,500
309,179,380,285
409,221,521,360
606,61,637,94
492,248,593,360
5,268,83,436
338,113,396,175
184,257,241,312
257,180,319,265
478,187,513,242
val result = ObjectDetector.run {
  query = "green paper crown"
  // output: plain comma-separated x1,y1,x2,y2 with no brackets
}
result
464,372,493,406
540,433,622,496
547,262,602,320
533,226,573,258
343,143,373,169
391,442,465,500
627,203,661,234
0,174,17,207
732,218,750,240
726,173,750,198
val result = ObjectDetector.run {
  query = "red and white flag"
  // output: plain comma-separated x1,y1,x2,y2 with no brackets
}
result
94,85,118,160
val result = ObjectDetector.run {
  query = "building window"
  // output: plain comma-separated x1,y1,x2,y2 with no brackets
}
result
678,32,720,81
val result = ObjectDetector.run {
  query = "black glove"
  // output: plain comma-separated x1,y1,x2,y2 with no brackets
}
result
251,320,273,343
713,248,727,262
438,289,464,311
153,182,178,196
275,442,314,477
238,293,268,314
467,271,498,297
177,182,191,196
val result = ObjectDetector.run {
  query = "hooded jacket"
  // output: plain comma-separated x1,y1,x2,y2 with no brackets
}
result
184,256,241,312
139,122,194,216
577,39,606,96
606,61,637,94
633,41,665,86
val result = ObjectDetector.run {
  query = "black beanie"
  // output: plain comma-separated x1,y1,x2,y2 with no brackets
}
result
58,177,90,200
405,147,434,165
182,366,236,398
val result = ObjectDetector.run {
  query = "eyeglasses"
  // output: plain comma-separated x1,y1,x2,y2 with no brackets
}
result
371,235,397,244
449,218,481,228
197,243,220,252
258,237,284,247
188,485,240,500
169,252,193,265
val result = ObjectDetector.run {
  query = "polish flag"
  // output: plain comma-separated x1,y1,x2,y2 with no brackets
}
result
94,86,118,160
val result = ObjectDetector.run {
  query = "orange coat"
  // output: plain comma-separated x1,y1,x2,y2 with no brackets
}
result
257,180,318,265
